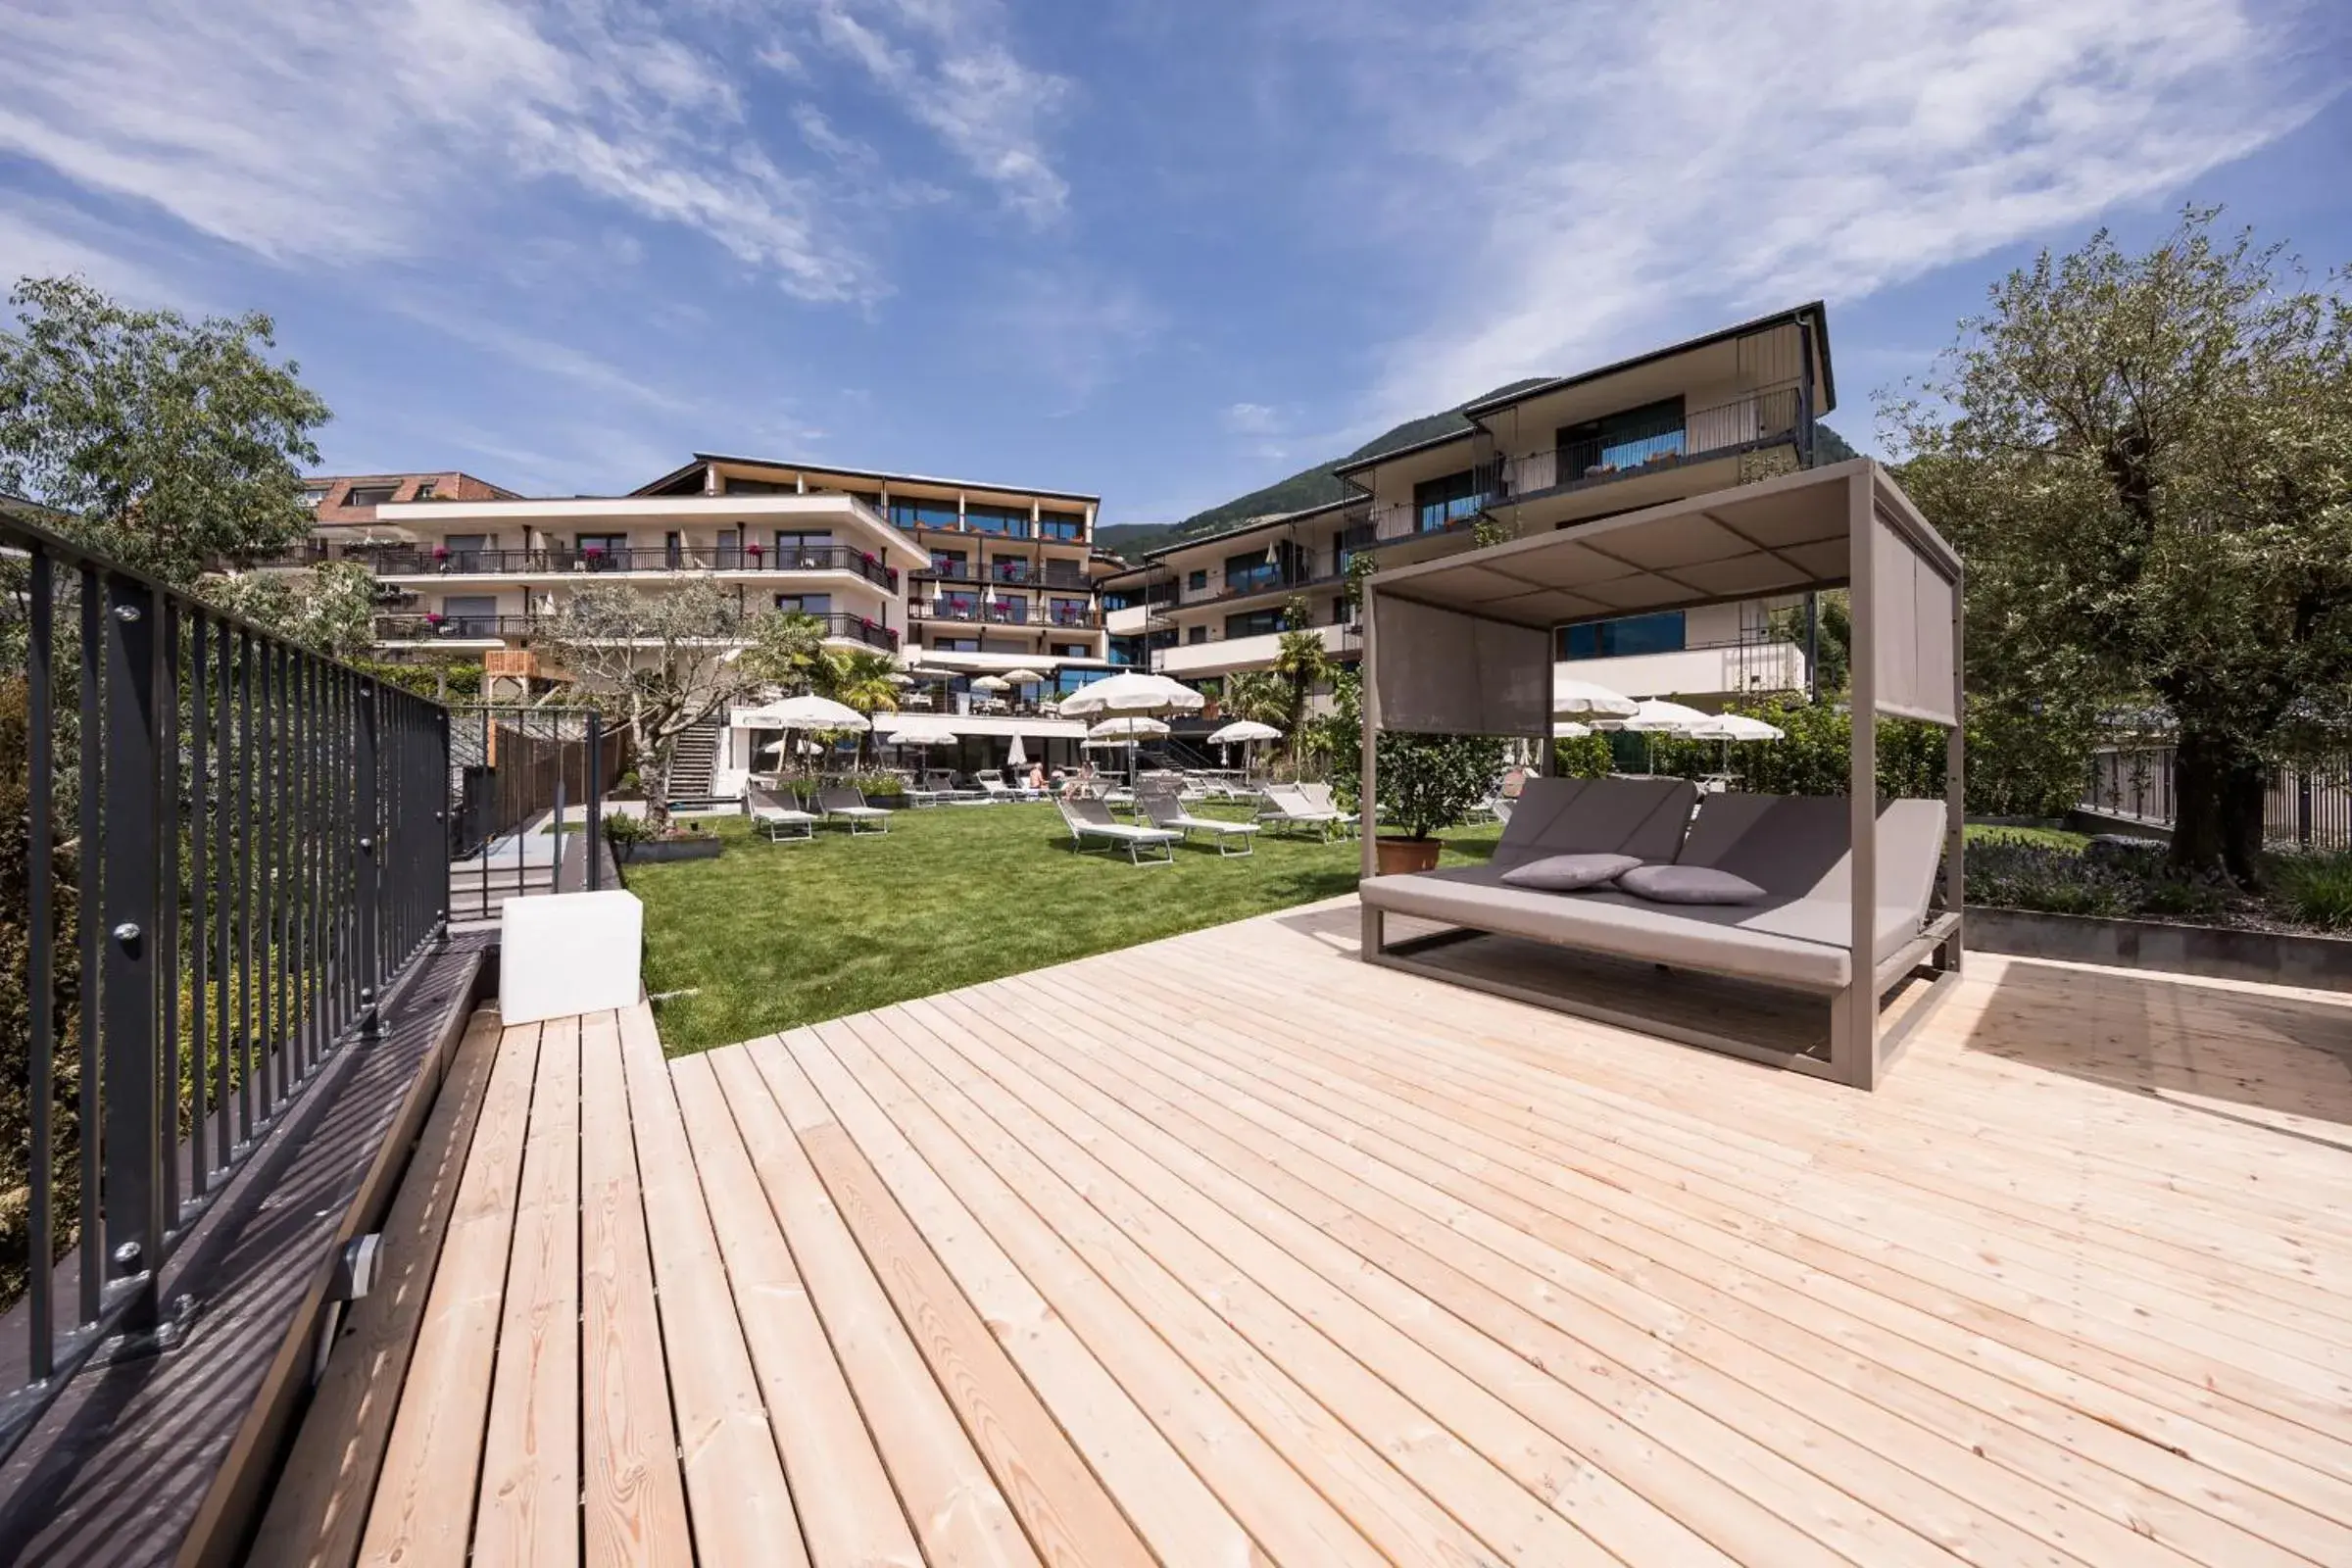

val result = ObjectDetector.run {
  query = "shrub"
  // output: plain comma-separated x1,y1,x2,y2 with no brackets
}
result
2271,851,2352,932
1377,732,1503,840
602,811,650,847
1551,734,1615,778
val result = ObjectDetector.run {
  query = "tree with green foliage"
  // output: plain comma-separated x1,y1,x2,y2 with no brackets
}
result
0,275,331,585
1886,210,2352,884
198,560,379,661
545,580,751,828
1271,594,1332,765
737,608,832,695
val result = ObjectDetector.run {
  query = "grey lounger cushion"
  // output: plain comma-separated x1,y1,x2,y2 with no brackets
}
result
1499,853,1642,892
1616,864,1765,905
1490,776,1697,868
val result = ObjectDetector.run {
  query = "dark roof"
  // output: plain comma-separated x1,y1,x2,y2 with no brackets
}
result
635,453,1101,506
1333,301,1836,479
1140,496,1358,562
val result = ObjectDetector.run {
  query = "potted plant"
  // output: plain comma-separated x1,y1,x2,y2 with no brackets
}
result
747,541,763,564
1373,732,1500,875
424,611,446,633
432,543,450,569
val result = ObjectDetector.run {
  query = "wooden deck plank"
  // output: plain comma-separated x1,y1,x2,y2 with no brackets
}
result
755,1034,1162,1568
315,896,2352,1568
578,1009,693,1568
250,1008,505,1568
668,1053,928,1568
1054,973,2343,1568
710,1042,1039,1568
473,1014,583,1567
612,1004,807,1566
733,1034,1392,1568
355,1019,540,1568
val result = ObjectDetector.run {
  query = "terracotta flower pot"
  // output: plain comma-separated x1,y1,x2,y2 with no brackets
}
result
1374,835,1443,875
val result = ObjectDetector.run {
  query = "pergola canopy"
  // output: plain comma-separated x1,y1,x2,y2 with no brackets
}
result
1367,459,1960,734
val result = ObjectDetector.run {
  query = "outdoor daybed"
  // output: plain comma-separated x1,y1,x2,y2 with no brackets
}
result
1357,458,1967,1089
1362,776,1953,1013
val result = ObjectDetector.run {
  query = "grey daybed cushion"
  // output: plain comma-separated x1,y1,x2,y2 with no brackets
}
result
1490,775,1697,868
1616,864,1765,905
1499,852,1641,892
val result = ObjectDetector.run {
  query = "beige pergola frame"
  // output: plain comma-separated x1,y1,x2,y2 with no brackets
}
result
1356,459,1966,1089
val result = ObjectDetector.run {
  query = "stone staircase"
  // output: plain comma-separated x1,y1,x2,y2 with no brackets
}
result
664,715,722,808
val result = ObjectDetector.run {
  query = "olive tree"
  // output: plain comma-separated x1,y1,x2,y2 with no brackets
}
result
1886,210,2352,883
545,580,755,828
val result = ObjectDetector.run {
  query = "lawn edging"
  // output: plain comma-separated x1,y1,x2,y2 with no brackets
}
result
1967,905,2352,994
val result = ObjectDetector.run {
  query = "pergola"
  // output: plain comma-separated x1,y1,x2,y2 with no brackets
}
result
1357,458,1965,1087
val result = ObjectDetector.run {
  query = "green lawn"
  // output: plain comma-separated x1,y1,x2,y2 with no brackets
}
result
1964,822,2092,852
629,802,1502,1054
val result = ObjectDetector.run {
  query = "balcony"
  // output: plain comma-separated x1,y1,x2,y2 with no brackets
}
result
912,560,1093,591
372,611,900,651
1153,620,1352,678
1559,636,1808,702
1492,381,1809,507
368,546,899,591
911,601,1103,630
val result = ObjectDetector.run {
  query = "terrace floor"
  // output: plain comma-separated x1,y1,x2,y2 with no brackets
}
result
259,898,2352,1567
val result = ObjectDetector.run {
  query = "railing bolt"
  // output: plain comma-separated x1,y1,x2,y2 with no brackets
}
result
112,921,140,945
112,1241,142,1271
358,835,374,852
113,603,141,622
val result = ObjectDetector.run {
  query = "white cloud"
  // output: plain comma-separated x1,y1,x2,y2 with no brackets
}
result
0,0,871,301
1306,0,2333,418
1223,402,1280,435
808,0,1072,222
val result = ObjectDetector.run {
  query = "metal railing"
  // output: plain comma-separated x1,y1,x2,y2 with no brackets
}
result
368,610,899,651
911,601,1103,629
0,511,450,1462
911,560,1093,590
1492,381,1809,502
366,545,899,589
2082,746,2352,851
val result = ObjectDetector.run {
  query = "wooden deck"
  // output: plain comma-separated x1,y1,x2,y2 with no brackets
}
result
258,898,2352,1567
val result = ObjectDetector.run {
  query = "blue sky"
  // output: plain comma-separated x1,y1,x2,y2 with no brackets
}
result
2,0,2346,525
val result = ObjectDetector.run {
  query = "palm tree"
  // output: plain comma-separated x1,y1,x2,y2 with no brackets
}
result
738,609,831,694
819,647,903,765
1222,669,1288,725
1271,596,1332,769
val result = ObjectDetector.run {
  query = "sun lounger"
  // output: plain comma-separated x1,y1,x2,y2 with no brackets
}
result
815,785,893,835
1361,777,1955,1071
746,785,817,843
1255,783,1344,839
975,770,1043,803
1295,781,1359,838
1057,795,1180,865
1138,789,1259,857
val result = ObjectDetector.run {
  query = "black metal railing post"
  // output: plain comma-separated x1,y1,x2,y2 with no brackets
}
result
355,678,381,1040
99,573,164,1330
585,713,605,893
24,552,56,1378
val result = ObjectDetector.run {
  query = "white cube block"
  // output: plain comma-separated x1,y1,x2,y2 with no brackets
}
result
500,890,644,1025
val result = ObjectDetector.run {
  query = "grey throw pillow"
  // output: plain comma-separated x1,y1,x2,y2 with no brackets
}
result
1499,852,1642,892
1616,864,1767,905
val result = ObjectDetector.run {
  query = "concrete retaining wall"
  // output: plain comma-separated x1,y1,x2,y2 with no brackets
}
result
1968,906,2352,994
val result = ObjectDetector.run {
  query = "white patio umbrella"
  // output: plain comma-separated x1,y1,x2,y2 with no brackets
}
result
1056,670,1204,718
1689,710,1785,780
1085,714,1169,788
740,695,870,732
1596,697,1712,775
1006,733,1029,769
969,674,1010,692
1207,717,1283,778
879,713,960,745
885,671,914,686
1551,719,1592,738
1552,676,1640,718
1001,667,1047,684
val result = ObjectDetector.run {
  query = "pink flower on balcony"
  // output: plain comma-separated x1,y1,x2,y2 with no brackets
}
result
431,544,449,561
747,541,763,557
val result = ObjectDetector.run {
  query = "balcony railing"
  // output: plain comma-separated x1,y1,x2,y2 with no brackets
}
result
912,560,1093,590
368,546,899,590
372,610,899,650
0,510,451,1467
1494,381,1809,504
910,601,1102,629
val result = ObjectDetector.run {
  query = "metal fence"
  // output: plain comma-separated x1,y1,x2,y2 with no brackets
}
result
2082,746,2352,852
447,706,618,921
0,512,450,1461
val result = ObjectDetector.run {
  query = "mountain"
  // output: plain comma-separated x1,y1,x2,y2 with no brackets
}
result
1096,397,1863,564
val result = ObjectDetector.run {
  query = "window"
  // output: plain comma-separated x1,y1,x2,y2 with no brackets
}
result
928,550,969,578
774,593,832,615
990,554,1030,582
1226,608,1284,639
773,529,834,567
1039,511,1084,541
993,596,1029,623
1052,642,1088,658
1558,612,1686,661
301,486,329,508
1050,597,1089,625
1225,549,1281,596
724,477,790,494
1557,397,1687,478
413,479,437,501
965,503,1030,536
1107,639,1140,666
889,497,960,531
1148,628,1178,651
1187,625,1208,645
935,636,979,652
1413,469,1484,532
1101,588,1138,611
575,532,629,566
346,484,398,508
1187,568,1208,592
937,591,979,618
438,595,497,636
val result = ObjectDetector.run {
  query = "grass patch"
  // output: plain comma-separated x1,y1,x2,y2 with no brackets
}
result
630,802,1501,1054
1963,823,2091,852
